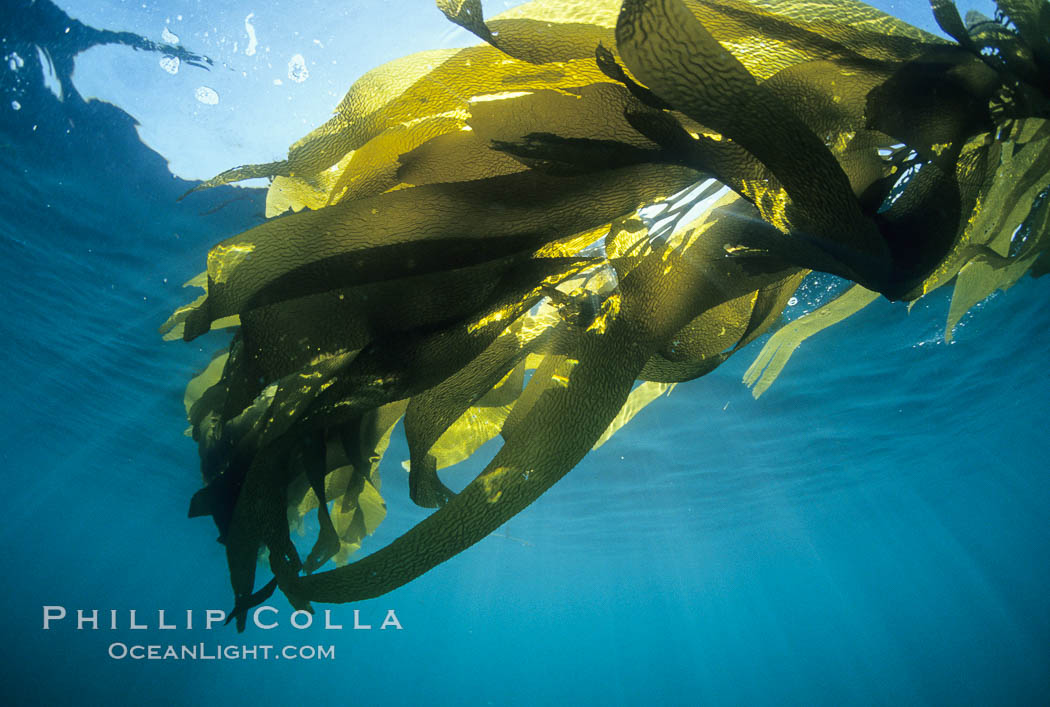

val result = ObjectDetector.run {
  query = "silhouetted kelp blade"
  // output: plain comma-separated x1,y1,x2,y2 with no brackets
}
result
165,0,1050,626
4,0,212,106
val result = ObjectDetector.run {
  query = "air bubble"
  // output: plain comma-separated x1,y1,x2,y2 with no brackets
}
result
159,56,180,74
244,13,258,56
288,54,309,83
195,86,219,105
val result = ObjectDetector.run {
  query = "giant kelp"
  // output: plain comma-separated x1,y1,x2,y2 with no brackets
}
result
166,0,1050,628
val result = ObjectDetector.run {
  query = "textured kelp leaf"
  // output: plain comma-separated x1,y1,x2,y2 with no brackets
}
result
439,0,618,65
470,84,660,152
945,251,1041,339
318,116,461,204
329,477,387,565
995,0,1050,64
903,120,1050,335
179,164,699,340
345,402,408,494
186,48,458,194
974,122,1050,258
438,0,496,42
224,453,303,627
494,0,622,27
394,126,530,188
617,0,893,290
190,17,627,201
403,331,535,507
639,350,728,383
733,270,810,351
498,353,567,443
282,256,592,429
684,0,940,78
864,51,999,169
759,60,878,137
637,272,794,384
424,402,516,472
264,175,329,218
291,464,346,520
747,0,943,43
298,432,342,573
286,403,404,568
658,291,756,362
232,252,564,385
929,0,976,49
743,284,880,398
355,479,387,537
184,351,228,419
185,161,287,197
398,84,660,186
592,380,673,448
247,353,357,451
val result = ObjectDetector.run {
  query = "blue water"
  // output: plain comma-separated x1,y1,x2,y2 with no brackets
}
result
2,3,1048,705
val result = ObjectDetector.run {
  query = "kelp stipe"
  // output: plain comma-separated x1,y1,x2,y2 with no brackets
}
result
166,0,1050,628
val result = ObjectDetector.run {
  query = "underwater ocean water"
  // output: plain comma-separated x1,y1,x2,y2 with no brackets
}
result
2,0,1049,704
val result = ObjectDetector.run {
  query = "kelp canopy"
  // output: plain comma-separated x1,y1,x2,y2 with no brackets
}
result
165,0,1050,628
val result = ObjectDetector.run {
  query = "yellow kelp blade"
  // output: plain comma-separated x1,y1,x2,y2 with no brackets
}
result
616,0,894,291
946,250,1043,340
330,476,387,565
592,380,673,448
183,48,459,195
734,271,811,351
995,0,1050,65
743,285,880,398
223,453,302,629
754,0,942,43
178,164,699,340
403,334,535,507
183,351,228,419
188,13,631,203
941,123,1050,339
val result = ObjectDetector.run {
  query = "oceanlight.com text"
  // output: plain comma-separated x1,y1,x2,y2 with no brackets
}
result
107,643,336,661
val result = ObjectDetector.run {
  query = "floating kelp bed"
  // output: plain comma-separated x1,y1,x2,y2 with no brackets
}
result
164,0,1050,630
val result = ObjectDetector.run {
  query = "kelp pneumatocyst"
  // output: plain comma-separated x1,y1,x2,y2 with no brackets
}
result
164,0,1050,630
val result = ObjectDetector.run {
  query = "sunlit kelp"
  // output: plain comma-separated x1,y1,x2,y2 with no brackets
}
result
166,0,1050,627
